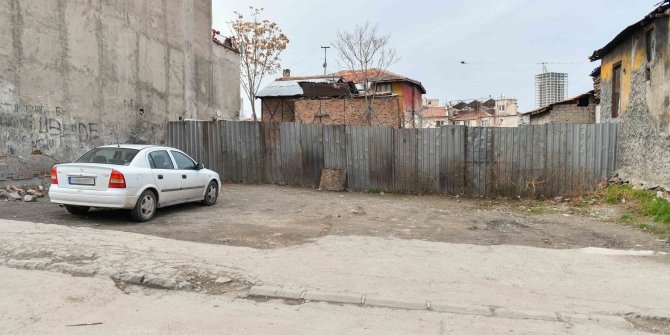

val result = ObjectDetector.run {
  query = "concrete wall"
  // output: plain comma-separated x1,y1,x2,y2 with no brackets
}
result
392,82,423,128
0,0,240,162
493,115,521,127
530,104,596,125
420,117,447,128
598,15,670,188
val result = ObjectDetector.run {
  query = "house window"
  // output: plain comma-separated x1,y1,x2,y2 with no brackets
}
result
611,62,622,118
481,119,490,127
436,121,444,127
646,28,655,63
498,105,505,112
375,83,392,93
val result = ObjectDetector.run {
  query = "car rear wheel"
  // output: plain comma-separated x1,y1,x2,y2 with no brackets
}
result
65,205,90,215
131,190,157,222
201,181,218,206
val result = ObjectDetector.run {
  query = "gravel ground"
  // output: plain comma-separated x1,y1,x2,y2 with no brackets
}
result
0,183,667,251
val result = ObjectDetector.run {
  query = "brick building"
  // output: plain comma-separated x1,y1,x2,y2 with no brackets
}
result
588,1,670,188
257,69,425,128
523,91,596,125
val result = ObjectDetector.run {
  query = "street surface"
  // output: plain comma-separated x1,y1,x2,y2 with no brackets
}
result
1,185,669,334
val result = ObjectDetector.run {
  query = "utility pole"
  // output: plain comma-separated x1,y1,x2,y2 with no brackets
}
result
321,46,330,76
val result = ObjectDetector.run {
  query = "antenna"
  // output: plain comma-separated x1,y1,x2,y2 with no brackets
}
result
321,46,330,76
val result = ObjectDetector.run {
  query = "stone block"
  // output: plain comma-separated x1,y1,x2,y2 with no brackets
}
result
303,290,363,304
248,285,280,298
273,288,305,300
143,276,177,290
494,307,558,321
364,296,427,310
430,301,492,316
319,169,346,191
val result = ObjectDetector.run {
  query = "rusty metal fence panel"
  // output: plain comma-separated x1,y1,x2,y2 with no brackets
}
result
167,120,619,197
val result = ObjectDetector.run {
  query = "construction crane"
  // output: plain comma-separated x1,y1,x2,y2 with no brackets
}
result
537,61,579,73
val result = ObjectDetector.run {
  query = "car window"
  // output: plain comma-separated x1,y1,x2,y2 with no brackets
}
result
171,151,196,170
76,148,139,165
148,150,175,170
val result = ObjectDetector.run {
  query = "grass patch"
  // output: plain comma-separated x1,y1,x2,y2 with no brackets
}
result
619,214,635,223
526,207,549,215
605,185,670,225
366,188,383,194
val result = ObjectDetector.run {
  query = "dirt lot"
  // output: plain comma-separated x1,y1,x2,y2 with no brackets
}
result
0,184,668,251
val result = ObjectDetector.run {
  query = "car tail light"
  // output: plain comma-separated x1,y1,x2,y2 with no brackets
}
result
109,170,126,188
51,166,58,185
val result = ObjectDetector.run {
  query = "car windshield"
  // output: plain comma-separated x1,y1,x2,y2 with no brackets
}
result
75,148,139,166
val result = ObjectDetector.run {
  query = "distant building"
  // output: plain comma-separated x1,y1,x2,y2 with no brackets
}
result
447,98,520,127
256,69,426,128
535,71,568,107
420,107,448,128
523,91,596,125
423,98,440,107
589,1,670,187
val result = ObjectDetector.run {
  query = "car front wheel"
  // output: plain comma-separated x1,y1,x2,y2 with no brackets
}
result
201,181,218,206
131,190,157,222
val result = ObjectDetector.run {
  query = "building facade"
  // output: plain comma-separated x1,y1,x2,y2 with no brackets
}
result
535,72,568,108
524,92,596,125
447,98,520,127
590,2,670,188
0,1,241,161
257,78,403,128
257,69,425,129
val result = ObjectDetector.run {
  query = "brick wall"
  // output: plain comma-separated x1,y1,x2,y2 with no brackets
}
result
261,98,296,122
530,104,596,125
291,96,402,128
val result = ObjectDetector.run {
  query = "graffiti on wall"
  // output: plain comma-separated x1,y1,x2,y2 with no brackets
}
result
0,103,101,159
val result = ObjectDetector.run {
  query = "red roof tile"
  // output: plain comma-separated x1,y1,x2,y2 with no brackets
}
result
420,107,447,118
451,110,492,121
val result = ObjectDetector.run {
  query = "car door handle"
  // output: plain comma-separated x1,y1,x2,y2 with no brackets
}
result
182,174,187,179
158,175,164,179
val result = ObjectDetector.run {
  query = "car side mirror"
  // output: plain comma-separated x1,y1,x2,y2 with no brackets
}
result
195,163,204,170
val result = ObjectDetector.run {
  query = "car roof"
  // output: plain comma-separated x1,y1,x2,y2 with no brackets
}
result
99,144,164,150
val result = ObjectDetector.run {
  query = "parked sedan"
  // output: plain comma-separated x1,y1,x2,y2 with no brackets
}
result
49,145,221,221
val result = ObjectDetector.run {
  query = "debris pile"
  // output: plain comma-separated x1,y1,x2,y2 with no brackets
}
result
0,185,46,202
609,171,669,200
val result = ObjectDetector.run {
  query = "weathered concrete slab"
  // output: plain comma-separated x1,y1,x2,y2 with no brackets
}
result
318,168,347,191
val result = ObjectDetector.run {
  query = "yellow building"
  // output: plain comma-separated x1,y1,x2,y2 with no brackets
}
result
589,2,670,188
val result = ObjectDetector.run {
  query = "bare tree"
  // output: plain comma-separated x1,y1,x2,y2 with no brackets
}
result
333,22,399,126
231,6,289,121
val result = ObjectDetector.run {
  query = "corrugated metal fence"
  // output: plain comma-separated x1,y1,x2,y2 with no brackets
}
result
168,121,618,197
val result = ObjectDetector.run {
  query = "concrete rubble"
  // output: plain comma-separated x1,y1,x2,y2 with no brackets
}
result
609,170,670,200
3,185,47,202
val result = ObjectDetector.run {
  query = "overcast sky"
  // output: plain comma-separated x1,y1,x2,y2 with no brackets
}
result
212,0,657,116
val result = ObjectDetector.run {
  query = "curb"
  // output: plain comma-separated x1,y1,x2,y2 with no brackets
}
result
246,285,633,329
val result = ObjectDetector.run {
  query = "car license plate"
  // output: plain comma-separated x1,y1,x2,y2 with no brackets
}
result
69,176,95,186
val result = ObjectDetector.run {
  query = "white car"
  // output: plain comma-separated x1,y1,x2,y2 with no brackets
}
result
49,145,221,221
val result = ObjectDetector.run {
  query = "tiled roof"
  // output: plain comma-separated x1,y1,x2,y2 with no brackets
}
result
420,107,447,118
523,91,594,116
451,110,492,121
590,2,670,61
278,68,426,94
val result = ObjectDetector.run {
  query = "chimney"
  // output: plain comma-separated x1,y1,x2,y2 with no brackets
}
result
283,69,291,78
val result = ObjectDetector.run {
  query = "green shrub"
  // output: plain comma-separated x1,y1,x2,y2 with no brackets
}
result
606,185,670,225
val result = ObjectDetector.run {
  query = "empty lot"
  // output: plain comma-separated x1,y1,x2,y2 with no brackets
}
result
1,184,667,251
